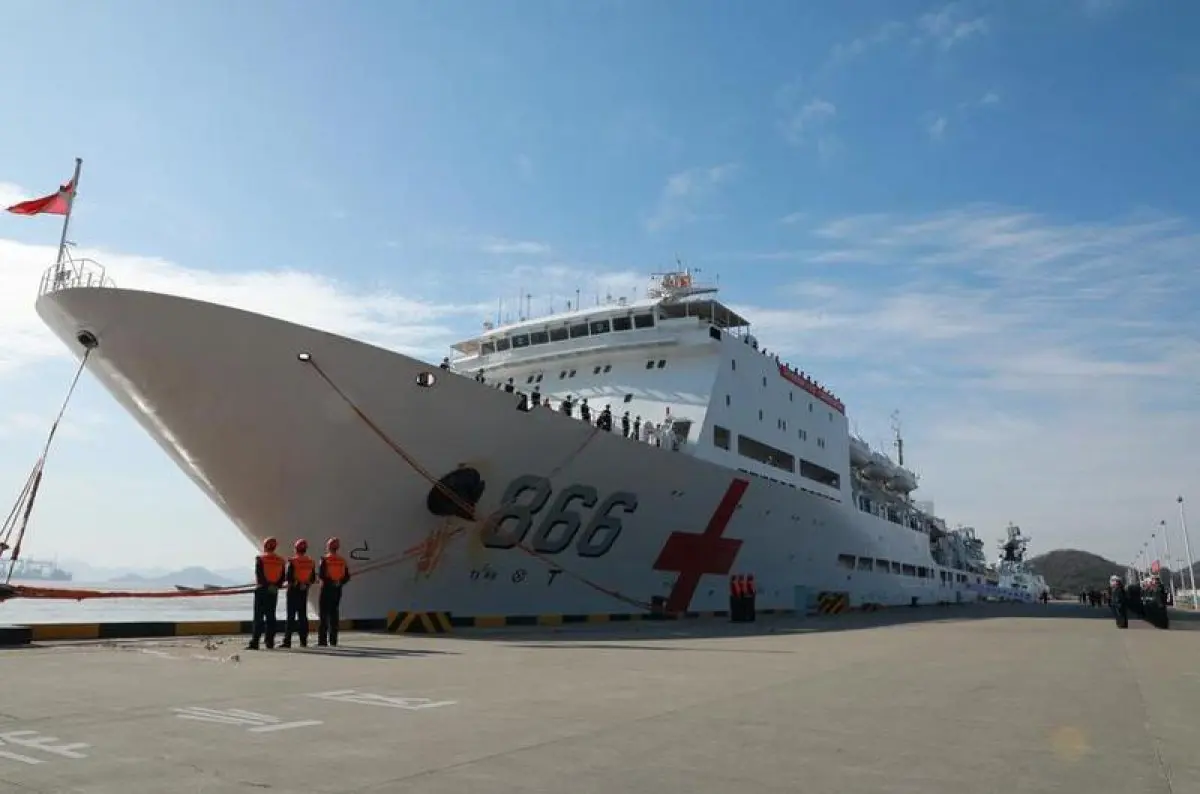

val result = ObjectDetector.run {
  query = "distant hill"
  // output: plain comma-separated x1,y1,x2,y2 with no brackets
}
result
1028,550,1125,593
105,566,237,588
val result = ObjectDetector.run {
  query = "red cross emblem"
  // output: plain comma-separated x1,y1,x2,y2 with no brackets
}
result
652,478,750,614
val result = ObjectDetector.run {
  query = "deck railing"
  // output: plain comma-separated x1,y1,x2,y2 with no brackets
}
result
38,259,116,298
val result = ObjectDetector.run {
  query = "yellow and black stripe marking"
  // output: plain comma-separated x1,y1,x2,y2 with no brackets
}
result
815,592,850,615
385,611,453,634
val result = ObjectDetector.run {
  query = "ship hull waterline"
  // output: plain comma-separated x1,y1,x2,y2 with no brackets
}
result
35,287,1029,621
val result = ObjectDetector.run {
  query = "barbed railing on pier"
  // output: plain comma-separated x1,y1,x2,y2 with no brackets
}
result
38,259,116,298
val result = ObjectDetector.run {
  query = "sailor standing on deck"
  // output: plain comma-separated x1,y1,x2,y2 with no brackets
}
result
281,539,317,648
317,538,351,647
248,538,286,650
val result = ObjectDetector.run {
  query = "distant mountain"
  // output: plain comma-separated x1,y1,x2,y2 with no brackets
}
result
1030,549,1200,593
104,566,237,588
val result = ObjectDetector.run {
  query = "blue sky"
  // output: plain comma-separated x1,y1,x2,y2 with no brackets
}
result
1,0,1198,573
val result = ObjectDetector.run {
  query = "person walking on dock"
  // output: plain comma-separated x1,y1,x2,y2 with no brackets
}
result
248,537,286,650
317,537,351,647
281,539,317,648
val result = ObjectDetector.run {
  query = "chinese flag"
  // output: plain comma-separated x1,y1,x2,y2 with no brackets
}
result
6,179,75,216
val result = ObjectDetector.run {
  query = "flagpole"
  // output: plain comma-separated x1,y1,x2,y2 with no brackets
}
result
54,157,83,273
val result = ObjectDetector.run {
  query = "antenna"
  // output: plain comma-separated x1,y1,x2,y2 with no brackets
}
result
518,287,524,321
575,288,581,311
890,410,904,467
525,292,532,321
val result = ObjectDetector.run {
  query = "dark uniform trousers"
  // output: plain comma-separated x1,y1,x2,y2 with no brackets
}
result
284,586,310,645
318,585,343,646
251,587,280,647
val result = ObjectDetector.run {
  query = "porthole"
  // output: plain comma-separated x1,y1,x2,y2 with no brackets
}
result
415,372,437,388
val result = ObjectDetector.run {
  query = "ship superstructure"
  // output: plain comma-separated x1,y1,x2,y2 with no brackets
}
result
993,524,1049,599
33,262,1041,619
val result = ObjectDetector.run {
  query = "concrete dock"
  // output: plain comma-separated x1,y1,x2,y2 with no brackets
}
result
1,603,1196,793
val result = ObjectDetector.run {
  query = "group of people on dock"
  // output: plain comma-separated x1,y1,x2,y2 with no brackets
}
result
248,536,350,650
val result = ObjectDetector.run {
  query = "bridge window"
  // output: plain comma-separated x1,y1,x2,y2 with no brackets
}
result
529,331,549,345
612,316,632,332
837,554,855,570
496,338,511,351
535,374,543,382
857,558,873,572
589,319,611,335
713,425,731,450
481,341,496,355
799,459,839,489
876,559,890,571
736,434,795,473
511,334,530,348
603,364,612,373
593,366,602,375
645,360,655,369
656,359,665,368
569,369,577,377
902,564,916,576
568,323,589,338
633,313,655,329
549,327,568,342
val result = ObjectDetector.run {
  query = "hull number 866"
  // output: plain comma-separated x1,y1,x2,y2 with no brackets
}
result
479,474,639,559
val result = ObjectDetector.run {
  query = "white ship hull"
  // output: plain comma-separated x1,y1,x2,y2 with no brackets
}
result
36,284,1018,620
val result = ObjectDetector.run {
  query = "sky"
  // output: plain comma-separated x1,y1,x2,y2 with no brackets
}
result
0,0,1198,573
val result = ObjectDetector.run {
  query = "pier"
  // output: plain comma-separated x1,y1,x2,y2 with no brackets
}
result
0,603,1195,793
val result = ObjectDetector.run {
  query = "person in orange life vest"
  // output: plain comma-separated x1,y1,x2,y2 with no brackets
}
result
281,539,317,648
248,537,286,650
317,537,351,647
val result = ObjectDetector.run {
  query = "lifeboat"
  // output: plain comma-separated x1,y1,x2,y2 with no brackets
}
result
849,436,871,467
864,451,891,480
888,466,918,493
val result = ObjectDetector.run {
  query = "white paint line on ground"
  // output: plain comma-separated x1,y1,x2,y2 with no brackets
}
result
307,690,458,711
0,730,90,765
172,707,322,733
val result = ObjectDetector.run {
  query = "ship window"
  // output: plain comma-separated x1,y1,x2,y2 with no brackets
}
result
725,395,731,406
876,559,889,572
758,410,763,421
511,334,530,348
837,554,856,570
736,434,795,473
589,320,611,335
762,376,767,387
623,394,632,402
593,366,601,375
569,369,576,377
549,327,569,342
559,371,567,379
710,327,722,340
633,313,655,329
603,365,612,373
808,402,813,412
789,392,793,402
892,562,902,574
829,412,833,421
481,341,496,355
535,374,543,382
645,360,655,369
857,558,873,572
529,331,549,345
568,323,589,338
525,376,534,384
799,459,840,489
918,567,928,578
612,316,632,332
732,359,736,370
798,429,807,440
496,338,511,351
902,564,917,576
713,425,731,450
656,359,665,368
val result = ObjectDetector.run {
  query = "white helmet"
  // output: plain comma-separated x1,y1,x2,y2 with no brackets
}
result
1110,575,1122,586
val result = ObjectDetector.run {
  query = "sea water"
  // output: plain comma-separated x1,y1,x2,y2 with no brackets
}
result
1,581,256,624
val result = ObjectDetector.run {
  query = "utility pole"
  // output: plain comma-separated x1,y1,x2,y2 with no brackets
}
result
1179,497,1198,609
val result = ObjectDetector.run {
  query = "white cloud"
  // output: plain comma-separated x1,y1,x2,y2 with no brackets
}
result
915,4,989,50
735,206,1200,558
644,163,738,232
0,182,30,209
782,98,837,146
480,237,553,256
928,115,948,140
0,237,495,379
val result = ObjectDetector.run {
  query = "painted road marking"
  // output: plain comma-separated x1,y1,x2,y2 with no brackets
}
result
172,707,323,733
308,690,458,711
0,730,90,765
